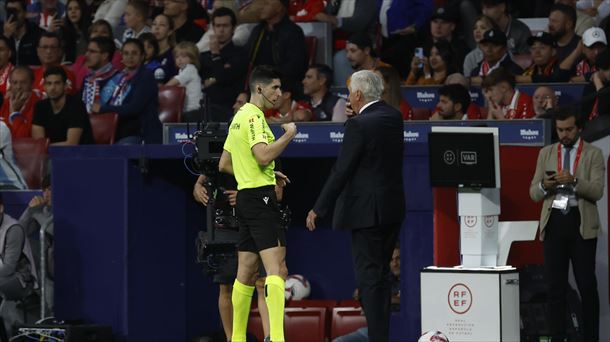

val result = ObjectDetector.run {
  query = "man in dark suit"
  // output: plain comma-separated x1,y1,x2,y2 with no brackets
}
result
529,107,605,342
306,70,405,342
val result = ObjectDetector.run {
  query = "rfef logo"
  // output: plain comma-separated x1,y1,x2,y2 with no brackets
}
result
448,283,473,314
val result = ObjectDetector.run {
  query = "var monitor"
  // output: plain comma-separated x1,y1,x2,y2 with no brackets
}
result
428,127,500,188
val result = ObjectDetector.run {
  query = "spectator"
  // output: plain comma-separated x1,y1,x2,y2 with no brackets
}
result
344,33,390,82
482,0,531,54
0,193,38,337
314,0,379,87
0,66,41,138
95,39,162,144
470,29,523,85
166,41,202,122
582,48,610,120
200,7,248,122
264,79,312,123
560,27,607,82
71,20,123,90
27,0,65,32
430,83,471,121
549,3,581,62
444,73,482,120
18,175,53,313
423,6,469,74
163,0,204,43
302,63,347,122
0,36,15,98
245,0,306,95
378,0,434,78
81,37,118,114
532,85,558,117
60,0,90,63
93,0,128,33
482,67,535,119
557,0,595,36
33,32,78,96
139,32,161,74
0,121,27,189
406,39,457,85
463,15,497,77
32,67,94,145
3,0,43,66
375,65,412,120
121,0,151,43
151,14,177,83
517,32,568,83
232,91,249,114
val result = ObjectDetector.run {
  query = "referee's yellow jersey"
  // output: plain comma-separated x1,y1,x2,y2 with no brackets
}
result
223,103,276,190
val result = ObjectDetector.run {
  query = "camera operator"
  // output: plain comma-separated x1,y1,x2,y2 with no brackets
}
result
193,173,270,341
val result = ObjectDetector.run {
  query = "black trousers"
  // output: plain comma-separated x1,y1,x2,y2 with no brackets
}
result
544,208,599,342
351,223,400,342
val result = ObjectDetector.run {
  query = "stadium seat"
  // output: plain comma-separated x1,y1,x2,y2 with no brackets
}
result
513,54,533,70
90,112,118,144
330,307,367,340
158,85,185,123
287,299,337,340
412,107,432,120
305,36,318,66
338,299,361,307
285,307,327,342
12,137,49,189
479,106,489,118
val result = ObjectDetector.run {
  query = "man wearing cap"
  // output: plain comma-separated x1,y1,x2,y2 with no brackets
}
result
482,67,535,120
470,28,523,84
582,49,610,121
482,0,531,54
245,0,306,95
517,32,569,83
560,26,607,82
423,6,468,72
549,3,581,62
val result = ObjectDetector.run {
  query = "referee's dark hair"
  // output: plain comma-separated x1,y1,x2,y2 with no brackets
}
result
438,84,471,114
249,65,281,94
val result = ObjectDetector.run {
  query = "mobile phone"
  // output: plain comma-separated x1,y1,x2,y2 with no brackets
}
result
5,8,17,22
545,170,556,177
414,47,424,68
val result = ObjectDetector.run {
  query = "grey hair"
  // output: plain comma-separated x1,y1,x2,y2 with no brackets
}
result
350,70,384,103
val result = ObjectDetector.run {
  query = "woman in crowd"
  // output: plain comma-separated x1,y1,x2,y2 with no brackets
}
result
406,40,458,85
463,15,496,77
94,39,162,144
61,0,90,63
151,14,177,83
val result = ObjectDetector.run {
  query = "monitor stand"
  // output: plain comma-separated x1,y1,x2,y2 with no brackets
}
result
458,187,500,267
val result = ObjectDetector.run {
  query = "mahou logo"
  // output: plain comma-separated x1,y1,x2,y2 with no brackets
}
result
448,283,473,314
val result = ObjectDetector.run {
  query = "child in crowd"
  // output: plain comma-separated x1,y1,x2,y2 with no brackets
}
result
166,41,202,122
122,1,151,43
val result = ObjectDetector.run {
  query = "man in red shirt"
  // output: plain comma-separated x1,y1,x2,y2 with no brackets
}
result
32,31,77,96
0,66,41,138
482,67,535,119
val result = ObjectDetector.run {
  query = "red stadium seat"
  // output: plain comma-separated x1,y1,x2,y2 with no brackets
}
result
158,85,185,123
479,106,489,118
330,307,367,340
338,299,361,307
305,36,318,66
12,137,49,189
287,299,337,340
90,112,118,144
412,107,432,120
285,307,327,342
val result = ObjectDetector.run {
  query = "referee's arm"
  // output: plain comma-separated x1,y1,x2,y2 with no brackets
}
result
251,123,297,166
219,150,234,174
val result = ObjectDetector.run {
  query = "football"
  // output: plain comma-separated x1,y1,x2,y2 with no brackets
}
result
284,274,311,301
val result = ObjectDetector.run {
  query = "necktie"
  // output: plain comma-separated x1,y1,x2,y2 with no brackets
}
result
562,146,572,215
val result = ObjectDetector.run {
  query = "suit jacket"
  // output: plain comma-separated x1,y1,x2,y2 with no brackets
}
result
529,139,605,240
313,101,405,230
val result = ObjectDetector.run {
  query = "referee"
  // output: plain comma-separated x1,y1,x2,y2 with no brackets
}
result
219,65,296,342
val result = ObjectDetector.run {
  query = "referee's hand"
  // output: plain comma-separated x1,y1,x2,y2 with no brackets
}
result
306,209,318,231
281,122,297,139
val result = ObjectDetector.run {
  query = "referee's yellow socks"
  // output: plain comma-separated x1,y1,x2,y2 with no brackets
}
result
231,279,254,342
265,275,285,342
